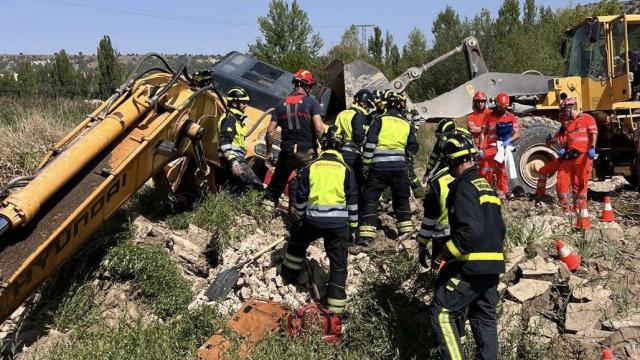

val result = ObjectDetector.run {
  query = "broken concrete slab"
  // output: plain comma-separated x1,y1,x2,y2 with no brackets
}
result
565,299,614,333
528,315,559,342
518,255,559,279
603,314,640,330
505,246,525,273
507,279,552,303
568,275,588,289
574,328,613,342
167,234,209,277
572,285,612,303
523,215,569,240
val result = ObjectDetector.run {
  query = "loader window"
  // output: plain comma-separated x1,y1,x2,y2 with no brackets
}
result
567,23,607,80
613,20,628,77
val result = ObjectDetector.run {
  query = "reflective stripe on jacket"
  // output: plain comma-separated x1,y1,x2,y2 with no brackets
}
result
293,150,359,229
218,107,247,160
441,167,506,275
363,109,419,171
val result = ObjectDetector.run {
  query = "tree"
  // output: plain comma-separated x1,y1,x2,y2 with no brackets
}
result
368,26,384,65
327,25,368,64
248,0,323,72
52,49,78,97
16,60,36,96
401,28,430,100
428,6,469,95
96,35,122,99
523,0,537,27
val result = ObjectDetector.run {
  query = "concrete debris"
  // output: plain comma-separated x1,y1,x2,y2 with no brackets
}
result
523,215,568,240
574,328,613,342
585,222,625,244
97,283,145,327
588,176,629,192
604,326,640,359
565,299,614,333
13,329,66,360
603,314,640,331
528,315,558,342
567,275,588,289
625,226,640,241
505,246,525,274
133,215,155,239
518,256,559,279
167,234,209,277
507,279,552,303
571,285,612,303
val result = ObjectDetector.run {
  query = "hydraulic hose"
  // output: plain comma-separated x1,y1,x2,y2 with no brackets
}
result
0,175,37,200
148,64,187,106
0,216,8,238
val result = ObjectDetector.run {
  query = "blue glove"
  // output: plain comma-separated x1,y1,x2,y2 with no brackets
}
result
546,134,553,142
559,148,566,157
502,138,512,147
478,150,484,159
588,147,596,159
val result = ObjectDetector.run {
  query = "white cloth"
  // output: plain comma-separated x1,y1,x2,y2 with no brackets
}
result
494,141,518,180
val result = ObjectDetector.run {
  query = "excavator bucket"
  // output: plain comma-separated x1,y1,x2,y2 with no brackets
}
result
324,59,393,109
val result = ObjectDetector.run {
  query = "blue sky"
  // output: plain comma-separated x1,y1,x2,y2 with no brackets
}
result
3,0,580,55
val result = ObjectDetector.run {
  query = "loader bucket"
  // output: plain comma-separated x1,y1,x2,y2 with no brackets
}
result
325,59,393,109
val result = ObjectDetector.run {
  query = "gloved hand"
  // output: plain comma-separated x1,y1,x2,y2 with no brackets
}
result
478,150,484,159
363,166,370,178
502,138,512,148
231,160,243,177
545,134,553,142
559,148,566,157
418,244,431,269
588,147,597,159
349,227,357,243
266,152,275,166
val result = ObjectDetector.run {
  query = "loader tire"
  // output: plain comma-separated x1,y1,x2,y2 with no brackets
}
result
509,116,560,195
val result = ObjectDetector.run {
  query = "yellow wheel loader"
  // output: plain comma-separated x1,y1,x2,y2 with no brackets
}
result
328,15,639,193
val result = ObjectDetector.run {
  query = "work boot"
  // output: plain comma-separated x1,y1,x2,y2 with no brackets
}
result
277,264,300,286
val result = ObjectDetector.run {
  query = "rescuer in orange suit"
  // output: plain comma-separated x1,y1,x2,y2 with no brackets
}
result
535,117,571,210
478,92,521,198
467,91,491,149
556,98,598,211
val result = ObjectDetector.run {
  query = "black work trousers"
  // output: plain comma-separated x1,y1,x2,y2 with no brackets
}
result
265,149,315,205
283,221,349,304
360,168,412,236
431,271,499,360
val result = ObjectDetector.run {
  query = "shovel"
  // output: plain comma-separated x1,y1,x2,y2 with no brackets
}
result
205,236,286,301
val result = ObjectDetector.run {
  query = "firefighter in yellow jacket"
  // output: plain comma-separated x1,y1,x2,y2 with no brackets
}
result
218,87,262,192
280,125,358,315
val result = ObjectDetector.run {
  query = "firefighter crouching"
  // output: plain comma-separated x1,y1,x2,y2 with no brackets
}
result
218,87,263,193
358,91,419,246
262,68,325,210
556,97,598,212
430,132,506,360
535,116,569,205
280,125,358,315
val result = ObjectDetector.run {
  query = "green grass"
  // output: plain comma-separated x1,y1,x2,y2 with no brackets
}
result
100,241,193,319
42,306,225,360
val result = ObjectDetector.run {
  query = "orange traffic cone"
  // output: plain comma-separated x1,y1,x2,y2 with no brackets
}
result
601,347,613,360
575,205,592,230
555,240,581,271
600,196,616,222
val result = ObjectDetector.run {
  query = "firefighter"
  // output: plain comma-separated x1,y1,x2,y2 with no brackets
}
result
405,107,426,199
556,98,598,211
263,69,325,210
479,92,521,199
417,127,472,345
424,119,457,181
467,91,490,149
358,91,419,246
280,125,358,315
430,132,506,360
334,89,375,187
218,87,263,193
370,89,387,121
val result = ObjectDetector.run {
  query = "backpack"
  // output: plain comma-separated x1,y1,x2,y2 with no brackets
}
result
286,302,342,344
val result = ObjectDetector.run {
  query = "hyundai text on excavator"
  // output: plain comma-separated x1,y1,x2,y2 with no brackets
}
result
1,14,639,323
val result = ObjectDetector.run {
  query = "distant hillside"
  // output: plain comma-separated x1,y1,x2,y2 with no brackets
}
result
0,53,223,75
579,0,640,13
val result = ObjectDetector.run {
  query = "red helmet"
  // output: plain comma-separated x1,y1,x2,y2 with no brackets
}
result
496,92,510,108
473,91,487,102
293,68,315,86
559,97,577,110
